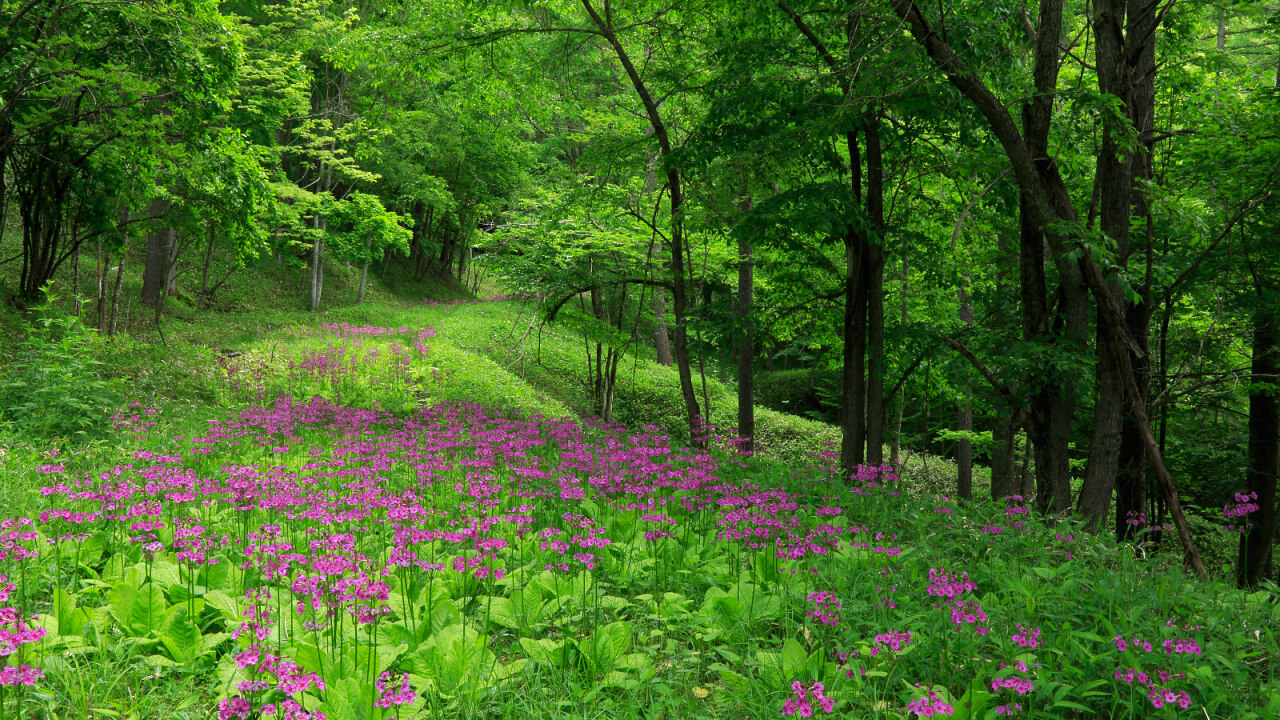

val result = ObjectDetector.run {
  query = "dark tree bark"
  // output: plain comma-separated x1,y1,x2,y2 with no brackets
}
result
1078,0,1160,535
777,3,887,472
865,115,887,466
1116,0,1159,542
840,128,868,471
141,198,172,308
736,196,755,453
653,287,673,366
108,243,126,337
1238,305,1279,587
956,295,975,501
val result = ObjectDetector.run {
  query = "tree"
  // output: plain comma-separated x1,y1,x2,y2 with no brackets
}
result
885,0,1209,578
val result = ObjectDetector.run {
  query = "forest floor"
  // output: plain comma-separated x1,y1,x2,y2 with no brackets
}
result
0,262,1276,719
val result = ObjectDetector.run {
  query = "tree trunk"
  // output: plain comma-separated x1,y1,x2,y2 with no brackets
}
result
309,215,325,312
956,289,975,501
865,115,887,466
840,128,868,473
1116,0,1159,542
199,222,216,311
1238,305,1279,587
96,242,107,331
581,0,702,441
1080,314,1126,531
141,198,171,308
653,287,673,366
108,243,126,337
892,244,908,467
736,196,755,453
70,228,80,316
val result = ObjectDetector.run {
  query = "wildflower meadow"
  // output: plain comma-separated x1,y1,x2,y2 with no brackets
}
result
0,320,1277,719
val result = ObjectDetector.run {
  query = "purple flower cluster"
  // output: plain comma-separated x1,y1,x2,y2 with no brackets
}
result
906,687,953,717
806,590,842,627
1223,490,1260,533
782,680,834,716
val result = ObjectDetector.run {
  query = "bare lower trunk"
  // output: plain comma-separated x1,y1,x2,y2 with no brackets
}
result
956,279,975,499
357,262,369,305
70,236,80,316
865,116,886,466
108,246,126,337
96,242,107,331
198,222,216,311
736,199,755,453
990,409,1022,500
653,288,672,366
309,216,325,312
891,245,908,467
141,198,172,308
1238,307,1279,587
840,130,868,473
1080,309,1126,532
957,404,974,500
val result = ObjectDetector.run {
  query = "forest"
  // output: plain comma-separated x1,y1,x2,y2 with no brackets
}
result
0,0,1278,718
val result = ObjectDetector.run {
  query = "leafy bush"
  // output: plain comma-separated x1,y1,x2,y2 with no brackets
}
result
755,368,841,422
0,286,122,441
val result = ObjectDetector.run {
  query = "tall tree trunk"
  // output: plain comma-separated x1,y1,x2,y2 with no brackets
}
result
199,222,216,311
736,196,755,453
108,244,126,337
892,244,908,467
1116,0,1159,542
96,241,107,330
1078,0,1139,532
582,0,702,441
653,287,673,366
70,225,80,316
1238,305,1279,587
956,289,975,500
840,129,868,473
865,114,887,466
309,215,325,312
141,198,171,308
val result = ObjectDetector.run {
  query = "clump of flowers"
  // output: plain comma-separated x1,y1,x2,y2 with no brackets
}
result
1011,625,1041,649
806,591,842,627
0,575,45,687
926,568,976,598
990,659,1036,695
948,598,989,635
1115,667,1192,710
375,670,417,709
906,687,953,717
1223,490,1259,533
1111,628,1201,711
872,629,913,654
783,680,834,716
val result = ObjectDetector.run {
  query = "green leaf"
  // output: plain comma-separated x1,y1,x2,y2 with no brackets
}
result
108,578,168,637
580,621,632,674
519,637,571,669
159,608,202,663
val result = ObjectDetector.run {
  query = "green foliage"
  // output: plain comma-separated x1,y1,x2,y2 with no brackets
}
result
0,286,123,441
756,368,841,422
